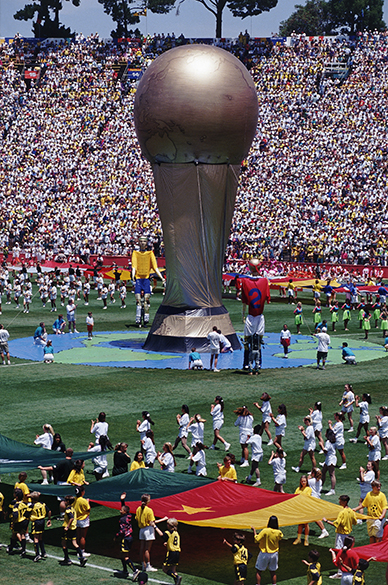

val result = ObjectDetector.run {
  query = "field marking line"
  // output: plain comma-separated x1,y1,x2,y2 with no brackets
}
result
21,548,171,583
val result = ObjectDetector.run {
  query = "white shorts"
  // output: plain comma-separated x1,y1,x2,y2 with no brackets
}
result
139,526,155,541
77,517,90,528
244,314,265,337
239,433,251,445
341,406,354,413
344,356,356,364
335,533,346,548
255,551,278,572
367,518,382,537
210,348,219,355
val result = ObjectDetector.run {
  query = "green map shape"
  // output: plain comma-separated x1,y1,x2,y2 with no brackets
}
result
54,332,182,364
270,336,384,365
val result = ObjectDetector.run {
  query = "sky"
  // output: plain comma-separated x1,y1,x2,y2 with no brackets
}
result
0,0,387,40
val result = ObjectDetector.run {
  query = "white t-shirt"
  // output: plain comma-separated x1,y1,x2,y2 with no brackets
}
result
0,329,10,343
160,452,175,472
311,409,322,432
234,415,254,441
379,416,388,438
261,400,272,423
304,425,316,451
211,404,224,430
91,421,109,444
137,420,150,441
207,331,220,351
192,450,207,476
274,414,287,436
270,457,286,484
187,422,204,446
247,435,263,461
34,432,53,449
143,437,156,464
178,413,190,438
308,477,322,498
316,332,330,352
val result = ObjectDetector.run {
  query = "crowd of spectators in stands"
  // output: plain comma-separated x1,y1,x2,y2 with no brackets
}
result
0,30,388,270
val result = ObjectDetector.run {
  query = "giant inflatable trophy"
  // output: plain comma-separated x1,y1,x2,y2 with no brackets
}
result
134,44,258,352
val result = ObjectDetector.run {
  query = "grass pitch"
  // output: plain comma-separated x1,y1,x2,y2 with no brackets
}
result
0,288,387,584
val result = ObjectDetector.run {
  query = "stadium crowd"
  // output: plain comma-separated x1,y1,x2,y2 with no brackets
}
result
0,31,388,271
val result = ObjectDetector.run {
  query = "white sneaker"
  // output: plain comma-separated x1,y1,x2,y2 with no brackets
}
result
319,449,324,454
213,368,220,372
339,463,347,470
267,439,273,446
382,455,388,460
224,442,231,451
329,572,342,579
146,564,157,572
240,460,249,467
252,480,261,487
41,479,49,485
187,468,193,474
209,445,216,450
292,466,300,473
349,438,357,443
326,489,336,496
82,552,91,557
347,428,354,432
318,529,329,539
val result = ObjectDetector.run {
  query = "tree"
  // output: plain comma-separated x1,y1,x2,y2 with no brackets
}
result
327,0,385,35
97,0,175,38
279,0,332,36
14,0,81,38
181,0,278,38
279,0,385,37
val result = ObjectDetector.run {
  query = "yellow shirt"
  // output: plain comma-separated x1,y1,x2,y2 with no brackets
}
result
67,469,86,485
135,504,155,528
362,491,388,518
63,506,77,531
333,507,357,534
132,250,158,279
165,528,181,552
130,461,146,471
294,486,312,497
0,492,4,512
219,466,237,481
254,527,283,553
73,496,91,521
14,481,31,503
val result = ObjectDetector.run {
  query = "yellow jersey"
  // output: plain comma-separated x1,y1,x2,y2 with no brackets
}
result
135,504,155,528
254,527,283,553
130,461,146,471
14,481,30,503
132,250,158,279
30,501,49,522
164,528,181,552
362,490,388,518
63,506,77,531
333,507,357,534
73,496,90,521
219,466,237,481
232,543,250,565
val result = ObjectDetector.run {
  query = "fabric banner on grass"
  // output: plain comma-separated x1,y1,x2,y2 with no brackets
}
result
0,433,96,473
34,468,366,529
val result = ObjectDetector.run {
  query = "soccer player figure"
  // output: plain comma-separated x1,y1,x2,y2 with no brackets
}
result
301,550,322,585
241,259,270,371
28,491,52,562
131,236,165,327
60,495,87,566
154,518,182,585
115,492,139,580
223,532,252,585
7,488,29,557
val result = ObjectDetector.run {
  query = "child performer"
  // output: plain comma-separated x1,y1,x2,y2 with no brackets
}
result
302,550,322,585
245,425,263,486
280,324,291,358
330,301,339,332
115,492,139,580
29,491,52,562
86,312,94,339
154,518,182,585
294,302,303,334
223,532,252,585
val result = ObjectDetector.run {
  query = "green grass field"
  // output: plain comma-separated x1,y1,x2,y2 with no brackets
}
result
1,287,387,584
